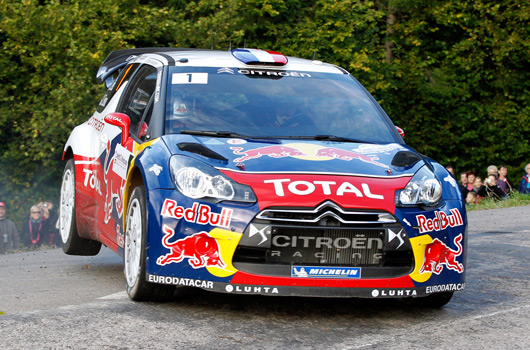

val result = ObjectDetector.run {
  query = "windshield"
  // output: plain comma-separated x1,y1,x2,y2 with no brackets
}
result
165,67,399,143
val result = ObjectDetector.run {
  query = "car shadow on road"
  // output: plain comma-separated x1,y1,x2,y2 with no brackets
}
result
161,287,453,321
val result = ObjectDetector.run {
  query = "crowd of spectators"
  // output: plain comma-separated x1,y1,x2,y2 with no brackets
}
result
448,163,530,205
0,200,59,254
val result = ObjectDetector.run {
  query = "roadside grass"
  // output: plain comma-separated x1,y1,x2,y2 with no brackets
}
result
466,192,530,211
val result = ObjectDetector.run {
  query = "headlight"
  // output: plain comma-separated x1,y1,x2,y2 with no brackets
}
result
170,155,256,203
396,166,442,206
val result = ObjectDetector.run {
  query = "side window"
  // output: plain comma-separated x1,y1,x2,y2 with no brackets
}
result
96,63,140,113
117,65,157,139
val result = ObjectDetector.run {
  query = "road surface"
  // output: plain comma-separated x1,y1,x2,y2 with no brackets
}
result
1,206,529,349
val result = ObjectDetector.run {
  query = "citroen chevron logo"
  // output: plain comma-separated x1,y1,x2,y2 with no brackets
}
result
388,228,404,249
249,224,270,245
217,67,234,74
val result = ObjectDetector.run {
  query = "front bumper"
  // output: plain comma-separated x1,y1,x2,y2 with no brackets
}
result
145,188,466,298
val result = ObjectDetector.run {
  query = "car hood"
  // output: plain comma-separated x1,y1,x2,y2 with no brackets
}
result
162,135,425,177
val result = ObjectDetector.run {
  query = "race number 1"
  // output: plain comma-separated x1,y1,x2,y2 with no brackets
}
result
172,73,208,84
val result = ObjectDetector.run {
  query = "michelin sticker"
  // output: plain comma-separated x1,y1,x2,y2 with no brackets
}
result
291,266,361,278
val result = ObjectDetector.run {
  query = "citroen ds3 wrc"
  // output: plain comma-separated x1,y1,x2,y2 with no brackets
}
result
59,48,467,306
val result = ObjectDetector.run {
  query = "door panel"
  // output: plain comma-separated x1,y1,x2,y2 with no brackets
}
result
97,65,159,252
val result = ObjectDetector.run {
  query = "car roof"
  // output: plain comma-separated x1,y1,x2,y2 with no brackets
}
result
97,48,346,83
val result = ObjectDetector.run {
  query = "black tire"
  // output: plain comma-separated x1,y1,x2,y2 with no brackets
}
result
60,158,102,256
124,185,175,301
401,292,454,308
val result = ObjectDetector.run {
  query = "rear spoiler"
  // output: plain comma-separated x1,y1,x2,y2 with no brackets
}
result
96,48,193,87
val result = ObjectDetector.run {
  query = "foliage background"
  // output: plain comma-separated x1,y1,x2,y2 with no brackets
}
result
1,0,529,226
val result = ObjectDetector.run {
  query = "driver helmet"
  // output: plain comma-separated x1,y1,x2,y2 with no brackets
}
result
172,95,190,119
169,94,195,130
275,102,299,126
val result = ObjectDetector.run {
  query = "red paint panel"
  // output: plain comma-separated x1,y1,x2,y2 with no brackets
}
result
231,271,415,288
221,171,411,213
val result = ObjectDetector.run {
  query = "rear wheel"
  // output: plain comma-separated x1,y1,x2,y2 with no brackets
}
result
60,158,102,256
124,185,175,301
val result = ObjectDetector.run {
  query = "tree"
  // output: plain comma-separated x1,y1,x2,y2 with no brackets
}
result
0,0,175,224
1,0,530,226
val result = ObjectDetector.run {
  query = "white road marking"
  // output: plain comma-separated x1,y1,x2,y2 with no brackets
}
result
97,291,129,300
464,304,530,321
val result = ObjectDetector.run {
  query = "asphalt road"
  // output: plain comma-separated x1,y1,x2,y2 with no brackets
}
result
1,206,529,349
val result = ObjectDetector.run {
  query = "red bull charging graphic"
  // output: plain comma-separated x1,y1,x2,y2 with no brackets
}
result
231,145,306,162
419,234,464,275
157,225,226,269
230,143,388,168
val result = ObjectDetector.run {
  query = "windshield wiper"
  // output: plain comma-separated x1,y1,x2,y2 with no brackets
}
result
180,130,281,143
314,135,373,143
278,135,373,144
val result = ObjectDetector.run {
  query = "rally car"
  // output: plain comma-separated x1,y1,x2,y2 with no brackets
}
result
59,48,467,306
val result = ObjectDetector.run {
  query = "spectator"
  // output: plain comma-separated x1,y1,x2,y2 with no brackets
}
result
473,176,484,194
518,163,530,194
39,200,60,246
459,172,468,187
497,165,514,195
487,165,499,177
21,205,47,249
466,171,476,192
445,165,455,175
474,177,488,200
0,202,20,254
459,172,469,198
465,191,479,205
484,174,507,201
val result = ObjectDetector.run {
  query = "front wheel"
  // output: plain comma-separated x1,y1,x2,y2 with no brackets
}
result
60,158,101,256
124,185,175,301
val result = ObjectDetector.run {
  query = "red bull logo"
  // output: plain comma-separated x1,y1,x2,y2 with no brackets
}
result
157,225,226,269
314,147,387,167
419,233,464,274
231,145,306,162
416,209,464,234
230,144,387,168
160,199,233,229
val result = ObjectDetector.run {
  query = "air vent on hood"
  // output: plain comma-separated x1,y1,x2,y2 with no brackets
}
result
177,143,228,161
391,151,421,168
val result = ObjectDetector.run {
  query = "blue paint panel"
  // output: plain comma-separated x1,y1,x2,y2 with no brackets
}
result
145,188,259,282
161,135,424,176
133,134,467,294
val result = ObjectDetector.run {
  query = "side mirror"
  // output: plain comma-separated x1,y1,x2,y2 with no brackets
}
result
104,113,131,144
396,126,405,138
138,121,148,140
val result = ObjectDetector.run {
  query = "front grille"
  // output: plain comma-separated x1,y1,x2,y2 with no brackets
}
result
267,227,385,266
233,202,414,278
256,201,395,226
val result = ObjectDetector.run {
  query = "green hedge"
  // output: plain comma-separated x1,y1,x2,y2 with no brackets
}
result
1,0,529,226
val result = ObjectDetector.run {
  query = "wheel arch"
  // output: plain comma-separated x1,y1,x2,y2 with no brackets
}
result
62,146,74,161
123,164,147,231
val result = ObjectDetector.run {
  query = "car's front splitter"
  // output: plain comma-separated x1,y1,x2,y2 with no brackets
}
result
146,272,465,298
